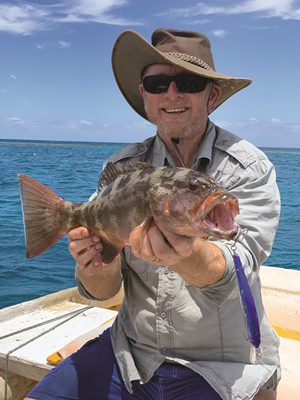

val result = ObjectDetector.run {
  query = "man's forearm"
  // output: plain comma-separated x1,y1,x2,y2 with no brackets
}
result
76,256,123,300
171,238,226,287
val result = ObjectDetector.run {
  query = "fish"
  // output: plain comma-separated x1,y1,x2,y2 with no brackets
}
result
18,161,239,263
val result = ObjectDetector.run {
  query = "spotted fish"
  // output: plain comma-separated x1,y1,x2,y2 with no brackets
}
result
18,161,239,262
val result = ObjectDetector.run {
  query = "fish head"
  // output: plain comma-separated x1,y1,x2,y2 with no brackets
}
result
148,170,239,240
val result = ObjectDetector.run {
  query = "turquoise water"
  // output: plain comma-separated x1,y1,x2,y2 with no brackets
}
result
0,140,299,309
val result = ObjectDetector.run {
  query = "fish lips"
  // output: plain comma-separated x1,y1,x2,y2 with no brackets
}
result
151,190,239,240
192,191,240,239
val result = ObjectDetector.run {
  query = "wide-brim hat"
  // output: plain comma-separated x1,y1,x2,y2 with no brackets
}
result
112,28,252,120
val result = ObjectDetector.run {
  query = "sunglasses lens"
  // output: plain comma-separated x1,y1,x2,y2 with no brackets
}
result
143,76,172,93
143,75,210,94
177,75,209,93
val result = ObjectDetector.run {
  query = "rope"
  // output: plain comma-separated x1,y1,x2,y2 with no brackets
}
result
0,306,92,340
165,52,215,71
1,305,93,400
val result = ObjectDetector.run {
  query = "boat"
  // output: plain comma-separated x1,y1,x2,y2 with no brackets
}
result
0,266,299,400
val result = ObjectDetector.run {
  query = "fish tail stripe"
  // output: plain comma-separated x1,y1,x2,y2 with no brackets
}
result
18,174,68,258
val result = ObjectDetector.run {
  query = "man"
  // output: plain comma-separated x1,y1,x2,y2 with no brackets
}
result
25,28,280,400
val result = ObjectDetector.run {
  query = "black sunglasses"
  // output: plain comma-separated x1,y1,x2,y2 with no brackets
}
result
142,74,211,94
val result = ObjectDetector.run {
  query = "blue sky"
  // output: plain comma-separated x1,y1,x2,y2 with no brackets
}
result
0,0,300,147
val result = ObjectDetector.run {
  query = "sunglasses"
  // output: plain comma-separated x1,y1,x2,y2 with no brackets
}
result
142,74,211,94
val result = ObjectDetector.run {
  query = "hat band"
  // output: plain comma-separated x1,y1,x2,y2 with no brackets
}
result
165,52,215,71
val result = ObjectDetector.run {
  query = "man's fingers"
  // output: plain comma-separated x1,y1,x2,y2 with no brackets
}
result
76,247,102,269
68,227,90,241
69,237,100,255
156,223,194,258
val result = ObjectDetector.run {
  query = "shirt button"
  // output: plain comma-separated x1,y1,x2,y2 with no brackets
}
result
161,312,167,319
163,267,169,275
161,347,168,355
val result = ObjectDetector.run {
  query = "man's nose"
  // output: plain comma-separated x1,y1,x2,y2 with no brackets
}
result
164,81,184,97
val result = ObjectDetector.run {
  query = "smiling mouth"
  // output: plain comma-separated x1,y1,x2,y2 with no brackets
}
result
163,107,188,114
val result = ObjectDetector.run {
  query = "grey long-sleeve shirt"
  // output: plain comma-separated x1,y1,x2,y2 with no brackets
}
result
78,121,281,400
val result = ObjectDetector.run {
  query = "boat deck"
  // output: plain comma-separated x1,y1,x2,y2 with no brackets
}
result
0,266,299,399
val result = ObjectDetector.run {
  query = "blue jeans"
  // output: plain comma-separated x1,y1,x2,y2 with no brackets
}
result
27,329,222,400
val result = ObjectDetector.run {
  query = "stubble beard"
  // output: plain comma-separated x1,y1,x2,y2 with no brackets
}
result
156,120,197,139
145,104,200,140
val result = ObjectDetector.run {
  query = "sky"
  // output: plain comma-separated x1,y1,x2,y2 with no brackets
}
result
0,0,300,147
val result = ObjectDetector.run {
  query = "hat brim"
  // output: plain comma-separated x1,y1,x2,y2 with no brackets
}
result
112,30,252,120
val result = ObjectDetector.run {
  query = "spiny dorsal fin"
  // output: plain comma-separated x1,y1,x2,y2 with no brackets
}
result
99,161,154,189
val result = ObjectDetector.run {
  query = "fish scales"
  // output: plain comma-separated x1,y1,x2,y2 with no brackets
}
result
18,161,239,262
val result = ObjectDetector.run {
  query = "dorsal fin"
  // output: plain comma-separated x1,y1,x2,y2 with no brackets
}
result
99,161,154,188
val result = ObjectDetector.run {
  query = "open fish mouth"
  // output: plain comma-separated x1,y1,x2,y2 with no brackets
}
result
160,190,240,240
199,192,239,239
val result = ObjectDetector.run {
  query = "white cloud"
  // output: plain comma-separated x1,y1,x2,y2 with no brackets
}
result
158,1,300,21
0,0,141,36
212,29,227,38
59,0,137,25
214,117,300,147
80,119,93,126
0,4,49,35
58,40,70,48
10,74,17,80
181,18,210,25
35,43,46,50
8,117,24,124
35,40,71,50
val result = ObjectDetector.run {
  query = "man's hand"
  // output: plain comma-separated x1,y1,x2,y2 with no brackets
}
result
129,222,194,266
129,221,226,287
68,227,122,299
68,227,105,276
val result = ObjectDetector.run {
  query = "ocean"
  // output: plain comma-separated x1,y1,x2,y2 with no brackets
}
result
0,140,299,309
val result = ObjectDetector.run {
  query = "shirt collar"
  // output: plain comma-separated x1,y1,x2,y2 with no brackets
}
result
152,119,216,168
152,135,172,166
195,120,216,168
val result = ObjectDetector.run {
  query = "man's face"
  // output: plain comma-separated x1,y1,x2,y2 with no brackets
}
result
139,64,220,140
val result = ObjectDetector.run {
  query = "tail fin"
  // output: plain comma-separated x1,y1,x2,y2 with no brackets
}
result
18,175,68,258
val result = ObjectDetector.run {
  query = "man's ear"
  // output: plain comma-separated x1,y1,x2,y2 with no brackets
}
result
139,83,145,96
208,83,221,115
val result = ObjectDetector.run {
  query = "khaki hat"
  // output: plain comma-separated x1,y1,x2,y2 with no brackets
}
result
112,28,252,120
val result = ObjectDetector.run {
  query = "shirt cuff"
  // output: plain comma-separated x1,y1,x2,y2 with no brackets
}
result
76,277,100,300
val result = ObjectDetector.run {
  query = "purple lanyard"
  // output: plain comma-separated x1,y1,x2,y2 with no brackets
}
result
231,229,262,363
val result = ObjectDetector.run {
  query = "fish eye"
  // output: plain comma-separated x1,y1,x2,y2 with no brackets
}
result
188,179,199,191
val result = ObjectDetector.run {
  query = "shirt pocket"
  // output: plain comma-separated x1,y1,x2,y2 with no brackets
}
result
207,157,244,189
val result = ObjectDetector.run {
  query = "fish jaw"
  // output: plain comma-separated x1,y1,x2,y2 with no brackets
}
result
192,191,239,239
151,190,239,240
